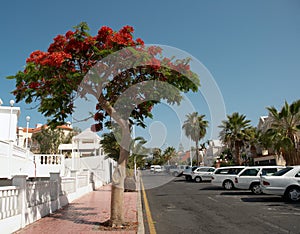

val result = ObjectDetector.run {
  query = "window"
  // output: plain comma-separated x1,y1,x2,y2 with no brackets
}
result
198,168,210,172
228,168,244,175
215,169,229,174
261,168,280,176
295,171,300,178
240,169,259,176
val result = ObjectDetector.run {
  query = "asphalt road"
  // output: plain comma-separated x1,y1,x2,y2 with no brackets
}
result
141,171,300,234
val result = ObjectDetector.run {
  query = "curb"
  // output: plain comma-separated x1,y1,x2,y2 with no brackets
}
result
137,171,145,234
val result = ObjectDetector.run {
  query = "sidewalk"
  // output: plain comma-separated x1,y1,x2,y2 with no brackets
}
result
14,184,142,234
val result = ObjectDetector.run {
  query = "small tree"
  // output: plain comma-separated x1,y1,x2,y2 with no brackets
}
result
31,126,75,154
9,22,199,226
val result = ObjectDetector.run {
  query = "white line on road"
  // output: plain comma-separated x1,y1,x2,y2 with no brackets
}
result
253,217,290,234
207,196,218,202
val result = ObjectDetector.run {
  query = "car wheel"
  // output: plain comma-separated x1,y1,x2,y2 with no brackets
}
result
173,171,179,177
194,177,202,183
223,180,234,190
250,183,262,195
185,175,192,181
285,186,300,202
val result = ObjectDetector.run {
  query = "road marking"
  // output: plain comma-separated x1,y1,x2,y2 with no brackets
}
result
253,217,290,233
207,196,218,202
141,177,157,234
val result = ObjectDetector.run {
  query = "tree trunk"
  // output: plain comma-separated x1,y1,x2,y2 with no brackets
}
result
110,117,131,227
195,141,199,166
235,143,241,165
110,130,130,227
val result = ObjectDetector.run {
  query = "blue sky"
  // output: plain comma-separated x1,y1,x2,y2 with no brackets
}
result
1,0,300,150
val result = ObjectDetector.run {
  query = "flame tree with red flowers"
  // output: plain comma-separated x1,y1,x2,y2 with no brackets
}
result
9,22,200,227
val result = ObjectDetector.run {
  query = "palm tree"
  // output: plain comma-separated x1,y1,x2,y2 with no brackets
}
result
266,100,300,165
182,112,209,166
162,147,176,164
244,127,259,158
100,132,120,161
101,132,149,168
219,112,251,165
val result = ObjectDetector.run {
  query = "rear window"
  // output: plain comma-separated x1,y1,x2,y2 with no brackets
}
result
273,167,293,176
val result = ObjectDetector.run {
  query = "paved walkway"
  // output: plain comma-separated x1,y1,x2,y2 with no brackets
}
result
14,184,140,234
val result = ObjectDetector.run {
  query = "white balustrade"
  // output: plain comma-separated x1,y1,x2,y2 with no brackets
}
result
0,186,19,220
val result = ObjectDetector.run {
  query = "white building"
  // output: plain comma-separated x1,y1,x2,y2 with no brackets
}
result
58,128,104,158
204,140,224,166
0,100,20,143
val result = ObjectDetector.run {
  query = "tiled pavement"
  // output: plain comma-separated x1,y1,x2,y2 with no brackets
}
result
14,184,140,234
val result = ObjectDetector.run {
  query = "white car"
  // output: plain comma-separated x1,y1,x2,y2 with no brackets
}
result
168,165,188,177
234,166,285,194
191,167,215,183
211,166,245,190
260,166,300,202
182,166,199,181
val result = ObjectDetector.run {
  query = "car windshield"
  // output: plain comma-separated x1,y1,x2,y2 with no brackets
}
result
272,167,293,176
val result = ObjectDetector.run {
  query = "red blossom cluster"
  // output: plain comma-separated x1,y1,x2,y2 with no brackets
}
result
96,25,144,49
25,25,144,72
26,50,72,68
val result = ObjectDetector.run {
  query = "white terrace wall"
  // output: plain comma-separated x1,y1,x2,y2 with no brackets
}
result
0,170,106,234
0,140,35,178
34,154,65,177
64,155,115,186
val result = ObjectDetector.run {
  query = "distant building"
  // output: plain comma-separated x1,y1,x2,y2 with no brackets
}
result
18,122,73,150
204,140,224,166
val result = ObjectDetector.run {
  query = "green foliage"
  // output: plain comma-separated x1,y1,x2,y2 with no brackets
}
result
150,146,176,165
100,132,120,161
100,132,149,169
265,99,300,165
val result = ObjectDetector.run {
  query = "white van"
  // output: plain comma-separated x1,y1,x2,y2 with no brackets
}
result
150,165,162,173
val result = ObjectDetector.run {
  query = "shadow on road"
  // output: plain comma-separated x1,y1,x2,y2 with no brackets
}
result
241,196,282,202
220,191,253,196
199,186,224,191
173,178,188,182
241,196,300,207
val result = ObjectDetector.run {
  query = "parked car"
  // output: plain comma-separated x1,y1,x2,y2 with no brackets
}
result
182,166,199,181
260,166,300,202
211,166,245,190
191,166,215,183
150,165,162,173
168,165,188,177
234,166,285,194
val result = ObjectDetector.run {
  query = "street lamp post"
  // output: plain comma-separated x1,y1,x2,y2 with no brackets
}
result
25,116,30,149
8,100,15,141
